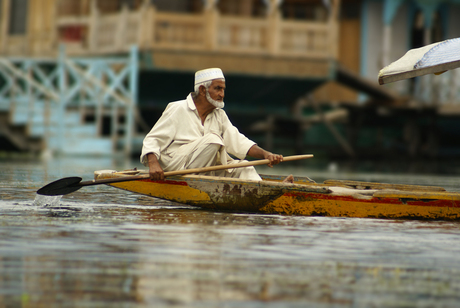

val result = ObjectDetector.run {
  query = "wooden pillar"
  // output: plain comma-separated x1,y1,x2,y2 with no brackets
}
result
27,0,37,55
0,0,11,54
267,0,281,55
204,0,219,50
27,0,54,56
47,0,58,57
88,0,99,52
328,0,340,59
116,3,128,52
139,0,155,48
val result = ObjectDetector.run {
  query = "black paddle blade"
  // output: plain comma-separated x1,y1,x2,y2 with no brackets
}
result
37,177,83,196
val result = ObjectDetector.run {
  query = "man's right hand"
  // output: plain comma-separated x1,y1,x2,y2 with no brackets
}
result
147,153,165,181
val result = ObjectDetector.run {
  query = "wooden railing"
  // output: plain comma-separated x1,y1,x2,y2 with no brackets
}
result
153,12,207,51
279,21,334,58
0,1,339,60
217,16,269,54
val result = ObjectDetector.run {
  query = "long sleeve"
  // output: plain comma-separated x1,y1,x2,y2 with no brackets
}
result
220,112,256,159
140,103,177,165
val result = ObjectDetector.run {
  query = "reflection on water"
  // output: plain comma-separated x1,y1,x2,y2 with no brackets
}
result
1,157,460,307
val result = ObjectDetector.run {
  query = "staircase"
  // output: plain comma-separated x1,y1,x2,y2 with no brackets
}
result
0,46,140,156
0,111,42,152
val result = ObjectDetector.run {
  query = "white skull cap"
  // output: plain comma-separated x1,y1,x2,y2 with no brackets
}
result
194,68,225,86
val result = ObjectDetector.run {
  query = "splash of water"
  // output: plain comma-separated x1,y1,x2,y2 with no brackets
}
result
33,194,63,207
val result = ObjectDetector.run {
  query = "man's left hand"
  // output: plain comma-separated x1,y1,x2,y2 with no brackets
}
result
265,153,283,167
247,145,284,167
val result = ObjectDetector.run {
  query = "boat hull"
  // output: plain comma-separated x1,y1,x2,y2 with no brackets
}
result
94,170,460,220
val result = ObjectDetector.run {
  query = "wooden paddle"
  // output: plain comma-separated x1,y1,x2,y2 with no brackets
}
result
37,154,313,196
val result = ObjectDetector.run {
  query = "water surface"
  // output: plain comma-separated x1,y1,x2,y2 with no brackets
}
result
1,157,460,307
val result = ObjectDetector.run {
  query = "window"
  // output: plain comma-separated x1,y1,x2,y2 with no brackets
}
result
9,0,28,35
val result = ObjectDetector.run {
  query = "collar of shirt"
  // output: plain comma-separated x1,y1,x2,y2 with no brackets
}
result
186,93,196,111
186,92,218,121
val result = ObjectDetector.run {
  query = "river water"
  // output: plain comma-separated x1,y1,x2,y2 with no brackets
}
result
1,156,460,307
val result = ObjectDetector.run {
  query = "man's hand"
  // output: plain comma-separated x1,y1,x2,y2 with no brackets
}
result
147,153,165,180
247,145,283,167
264,153,283,167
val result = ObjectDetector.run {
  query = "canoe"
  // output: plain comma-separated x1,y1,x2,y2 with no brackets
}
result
94,169,460,220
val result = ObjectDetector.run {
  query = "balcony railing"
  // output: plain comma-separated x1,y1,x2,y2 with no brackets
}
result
0,1,339,61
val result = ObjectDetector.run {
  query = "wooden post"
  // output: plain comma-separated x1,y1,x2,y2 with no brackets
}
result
26,0,36,55
147,2,157,48
88,0,99,52
49,0,58,57
204,0,218,50
267,0,281,56
117,3,128,52
139,0,152,49
0,0,11,54
28,0,50,55
328,0,340,60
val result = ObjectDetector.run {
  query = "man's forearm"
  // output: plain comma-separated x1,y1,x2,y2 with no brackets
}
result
147,152,160,167
247,145,271,159
147,153,165,180
247,145,283,167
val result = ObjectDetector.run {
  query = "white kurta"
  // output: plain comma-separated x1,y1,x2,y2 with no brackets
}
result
140,93,256,171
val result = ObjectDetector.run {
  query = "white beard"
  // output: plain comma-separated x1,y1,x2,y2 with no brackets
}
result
206,90,225,109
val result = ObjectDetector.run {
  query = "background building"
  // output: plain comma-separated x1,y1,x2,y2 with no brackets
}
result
0,0,459,158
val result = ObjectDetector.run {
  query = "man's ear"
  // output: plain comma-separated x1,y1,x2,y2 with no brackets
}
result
199,85,206,96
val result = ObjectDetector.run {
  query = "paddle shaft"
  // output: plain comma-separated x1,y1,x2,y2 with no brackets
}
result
80,154,313,187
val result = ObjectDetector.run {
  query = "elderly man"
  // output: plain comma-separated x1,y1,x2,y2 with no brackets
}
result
141,68,285,181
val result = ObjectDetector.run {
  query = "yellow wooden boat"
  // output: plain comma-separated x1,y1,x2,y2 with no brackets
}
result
94,169,460,220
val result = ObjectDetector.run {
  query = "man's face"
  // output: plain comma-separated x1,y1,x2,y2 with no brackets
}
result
207,80,225,102
205,79,225,109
